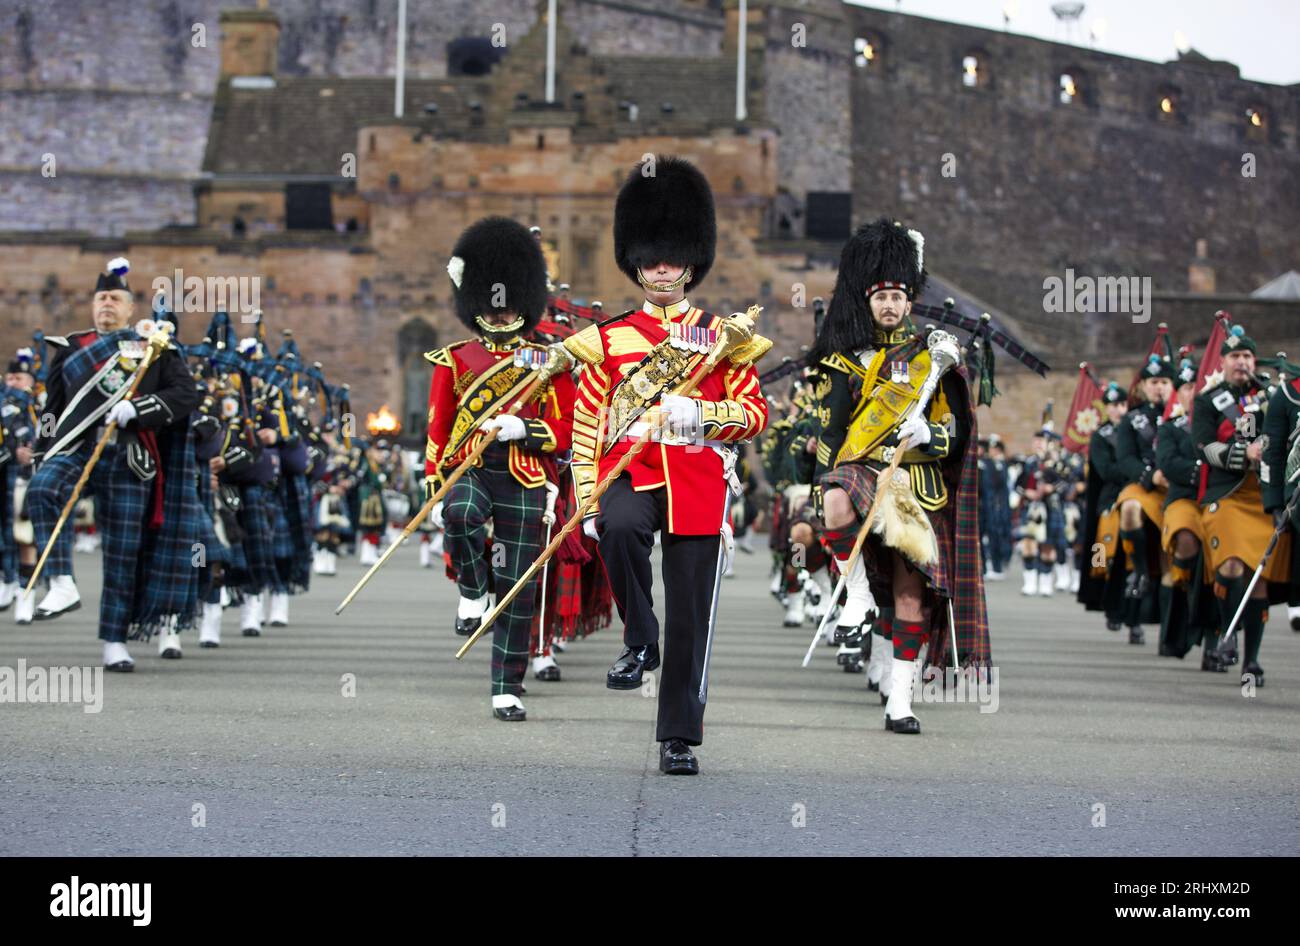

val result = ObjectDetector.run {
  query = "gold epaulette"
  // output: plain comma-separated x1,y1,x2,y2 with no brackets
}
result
563,324,604,366
728,333,773,366
821,352,867,379
423,339,470,367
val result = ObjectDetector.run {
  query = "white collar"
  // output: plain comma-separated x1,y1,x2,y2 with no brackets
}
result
642,298,692,321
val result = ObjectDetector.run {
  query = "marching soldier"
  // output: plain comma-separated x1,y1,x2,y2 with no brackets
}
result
565,156,771,774
1114,353,1176,645
1155,352,1217,664
424,216,576,721
1,349,39,616
978,434,1013,581
1195,325,1291,686
1077,382,1129,630
27,258,203,669
1261,356,1300,631
812,218,990,735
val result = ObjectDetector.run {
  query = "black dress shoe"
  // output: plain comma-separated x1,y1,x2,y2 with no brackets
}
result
105,661,134,673
242,627,260,637
534,665,561,682
1201,650,1228,672
455,616,480,637
842,653,864,673
160,646,182,659
884,714,921,734
1292,614,1300,632
199,641,219,649
606,643,660,690
1105,619,1122,631
659,739,699,775
1128,626,1145,645
1242,662,1264,688
493,705,527,721
867,680,879,692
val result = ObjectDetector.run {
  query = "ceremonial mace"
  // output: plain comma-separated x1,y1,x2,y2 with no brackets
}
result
457,305,763,659
535,480,560,660
801,330,962,669
26,326,173,594
334,345,572,615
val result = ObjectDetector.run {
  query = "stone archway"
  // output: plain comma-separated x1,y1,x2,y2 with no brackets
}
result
397,318,438,446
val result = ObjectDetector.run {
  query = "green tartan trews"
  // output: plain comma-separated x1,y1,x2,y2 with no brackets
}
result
443,465,546,696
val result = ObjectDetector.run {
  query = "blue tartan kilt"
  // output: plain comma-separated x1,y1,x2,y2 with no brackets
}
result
0,463,18,583
194,468,231,567
1044,502,1068,548
270,491,294,560
228,482,279,594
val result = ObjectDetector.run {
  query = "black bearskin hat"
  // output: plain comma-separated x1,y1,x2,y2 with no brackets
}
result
613,155,716,292
812,217,927,360
95,256,131,294
447,217,549,335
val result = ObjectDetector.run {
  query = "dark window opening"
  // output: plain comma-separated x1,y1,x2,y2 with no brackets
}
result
284,184,333,230
447,37,504,77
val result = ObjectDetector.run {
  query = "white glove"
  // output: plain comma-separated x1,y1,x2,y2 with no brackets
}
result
480,414,526,442
658,394,699,435
108,400,138,427
430,501,444,530
897,414,931,448
582,518,600,541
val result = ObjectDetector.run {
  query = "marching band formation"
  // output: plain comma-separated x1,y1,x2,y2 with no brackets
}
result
7,155,1296,776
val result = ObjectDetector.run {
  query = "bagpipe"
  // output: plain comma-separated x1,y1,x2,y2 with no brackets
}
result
758,298,1051,407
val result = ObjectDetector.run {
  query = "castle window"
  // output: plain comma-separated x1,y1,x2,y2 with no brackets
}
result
447,37,503,77
961,51,987,89
1245,105,1268,139
854,34,883,69
1155,84,1182,122
1059,73,1078,104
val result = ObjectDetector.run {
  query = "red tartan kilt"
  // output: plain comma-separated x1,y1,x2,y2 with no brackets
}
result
820,462,953,599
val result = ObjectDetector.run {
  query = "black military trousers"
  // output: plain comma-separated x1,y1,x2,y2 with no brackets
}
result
597,475,723,746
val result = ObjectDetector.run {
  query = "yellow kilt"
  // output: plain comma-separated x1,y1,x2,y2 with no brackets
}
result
1092,507,1120,576
1201,474,1291,581
1160,497,1204,555
1162,497,1208,585
1117,482,1166,530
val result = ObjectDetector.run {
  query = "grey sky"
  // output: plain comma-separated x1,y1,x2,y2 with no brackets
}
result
851,0,1299,86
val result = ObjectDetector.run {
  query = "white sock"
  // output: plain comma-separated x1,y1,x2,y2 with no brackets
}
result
458,593,490,620
103,641,133,666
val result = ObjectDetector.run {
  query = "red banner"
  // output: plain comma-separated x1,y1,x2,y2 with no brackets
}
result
1063,362,1104,455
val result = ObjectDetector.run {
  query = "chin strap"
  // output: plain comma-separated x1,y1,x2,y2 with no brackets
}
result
637,266,692,294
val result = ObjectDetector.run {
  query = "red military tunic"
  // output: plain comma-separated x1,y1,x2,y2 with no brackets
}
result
424,337,575,489
564,299,770,535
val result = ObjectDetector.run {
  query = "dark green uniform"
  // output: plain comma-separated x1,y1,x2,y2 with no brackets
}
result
1261,376,1300,626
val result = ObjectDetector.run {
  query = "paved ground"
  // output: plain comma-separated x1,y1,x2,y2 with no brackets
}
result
2,542,1297,856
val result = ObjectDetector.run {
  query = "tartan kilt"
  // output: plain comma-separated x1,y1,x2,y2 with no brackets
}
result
269,492,294,560
277,472,313,593
0,463,18,583
821,461,952,598
227,482,279,595
194,466,231,567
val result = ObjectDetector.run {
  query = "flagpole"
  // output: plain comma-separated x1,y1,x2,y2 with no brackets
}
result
394,0,407,118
